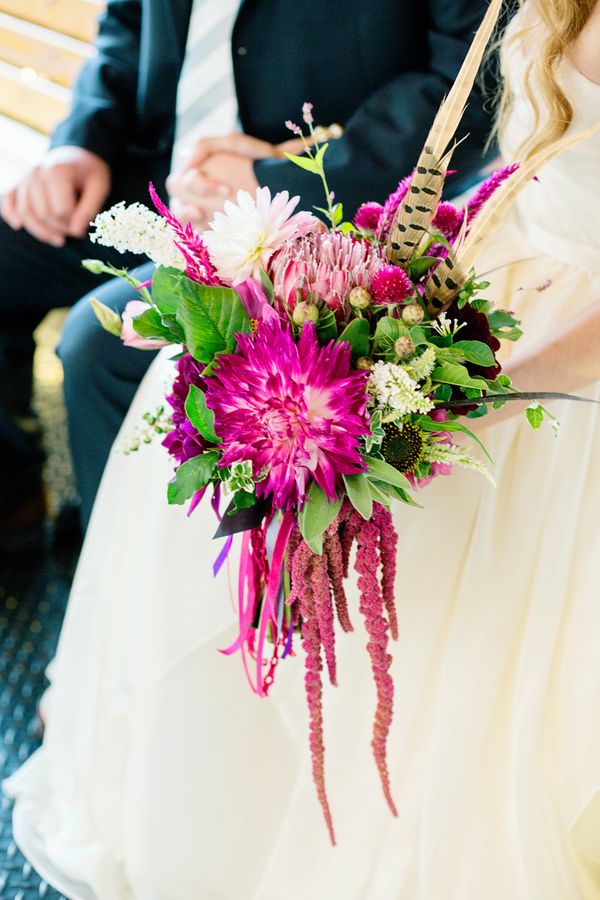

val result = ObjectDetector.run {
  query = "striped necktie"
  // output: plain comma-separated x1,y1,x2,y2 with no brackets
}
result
172,0,241,171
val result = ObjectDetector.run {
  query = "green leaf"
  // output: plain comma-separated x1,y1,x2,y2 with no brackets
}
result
431,362,489,391
314,142,329,168
151,266,185,316
408,256,439,279
167,451,220,505
453,340,496,367
409,326,428,346
526,403,544,429
298,482,342,555
175,282,251,364
89,298,122,337
343,473,373,520
488,309,523,342
434,383,453,402
228,490,257,514
332,202,344,227
316,307,338,345
364,455,412,491
339,222,358,236
184,385,219,443
132,307,176,342
337,318,370,359
416,416,494,464
284,151,319,173
258,268,275,303
366,479,392,509
373,316,407,350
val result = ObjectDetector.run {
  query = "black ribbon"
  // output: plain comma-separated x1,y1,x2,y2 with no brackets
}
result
214,496,272,538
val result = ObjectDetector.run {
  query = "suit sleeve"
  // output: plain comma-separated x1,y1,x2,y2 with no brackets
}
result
50,0,142,166
254,0,502,217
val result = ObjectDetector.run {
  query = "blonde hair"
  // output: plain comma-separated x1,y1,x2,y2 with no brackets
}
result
496,0,595,158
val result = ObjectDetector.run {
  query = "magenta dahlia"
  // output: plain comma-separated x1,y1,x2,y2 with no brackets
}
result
270,231,383,320
204,320,370,510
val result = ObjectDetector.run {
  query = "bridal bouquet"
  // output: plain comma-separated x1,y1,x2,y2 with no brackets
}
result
87,0,583,842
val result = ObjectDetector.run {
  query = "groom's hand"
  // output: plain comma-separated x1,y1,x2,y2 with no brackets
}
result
167,132,305,229
1,147,111,247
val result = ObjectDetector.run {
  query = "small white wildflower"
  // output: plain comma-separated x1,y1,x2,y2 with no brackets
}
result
90,202,186,269
424,441,495,486
368,361,434,417
405,346,436,382
431,311,467,338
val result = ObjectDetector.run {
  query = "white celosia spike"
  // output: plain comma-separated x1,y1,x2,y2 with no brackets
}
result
90,202,186,269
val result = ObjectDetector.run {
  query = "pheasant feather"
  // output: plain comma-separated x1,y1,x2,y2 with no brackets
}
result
386,0,504,265
425,124,600,314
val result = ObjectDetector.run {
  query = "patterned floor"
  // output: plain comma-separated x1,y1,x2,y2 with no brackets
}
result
0,313,78,899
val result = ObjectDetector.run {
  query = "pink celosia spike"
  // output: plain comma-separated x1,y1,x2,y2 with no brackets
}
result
352,509,398,817
311,552,337,687
450,164,520,241
375,173,413,241
324,527,353,633
299,577,336,845
148,182,220,285
372,505,399,641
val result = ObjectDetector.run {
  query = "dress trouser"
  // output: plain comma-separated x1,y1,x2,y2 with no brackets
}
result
0,152,170,526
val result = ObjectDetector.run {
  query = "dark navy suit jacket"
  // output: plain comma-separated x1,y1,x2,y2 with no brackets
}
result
51,0,503,214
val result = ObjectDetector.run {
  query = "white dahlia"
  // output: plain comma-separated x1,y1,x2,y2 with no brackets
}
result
203,187,317,285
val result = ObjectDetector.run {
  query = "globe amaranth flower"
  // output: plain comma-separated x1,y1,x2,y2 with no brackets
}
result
270,231,383,319
371,265,413,306
204,319,370,510
162,353,207,464
203,187,317,285
354,202,384,233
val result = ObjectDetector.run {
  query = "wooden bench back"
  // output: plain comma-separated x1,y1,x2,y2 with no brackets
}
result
0,0,103,134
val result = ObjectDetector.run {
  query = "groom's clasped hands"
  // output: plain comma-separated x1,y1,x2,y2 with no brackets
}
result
167,131,307,230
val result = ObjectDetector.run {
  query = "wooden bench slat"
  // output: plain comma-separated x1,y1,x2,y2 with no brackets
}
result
0,60,70,134
0,14,93,87
0,0,102,43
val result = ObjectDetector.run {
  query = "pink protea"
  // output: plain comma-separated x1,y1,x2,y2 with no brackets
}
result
204,319,370,510
148,182,219,285
354,201,384,233
371,265,414,306
270,231,384,320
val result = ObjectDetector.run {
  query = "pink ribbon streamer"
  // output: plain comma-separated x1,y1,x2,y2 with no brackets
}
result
255,511,296,697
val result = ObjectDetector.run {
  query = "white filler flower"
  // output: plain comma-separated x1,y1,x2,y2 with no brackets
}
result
368,361,434,417
203,187,316,285
90,202,186,269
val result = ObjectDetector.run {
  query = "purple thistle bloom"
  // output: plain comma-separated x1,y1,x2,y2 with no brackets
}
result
148,182,219,285
162,353,207,464
204,319,370,510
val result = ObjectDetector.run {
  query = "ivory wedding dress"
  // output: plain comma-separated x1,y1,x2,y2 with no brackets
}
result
5,21,600,900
